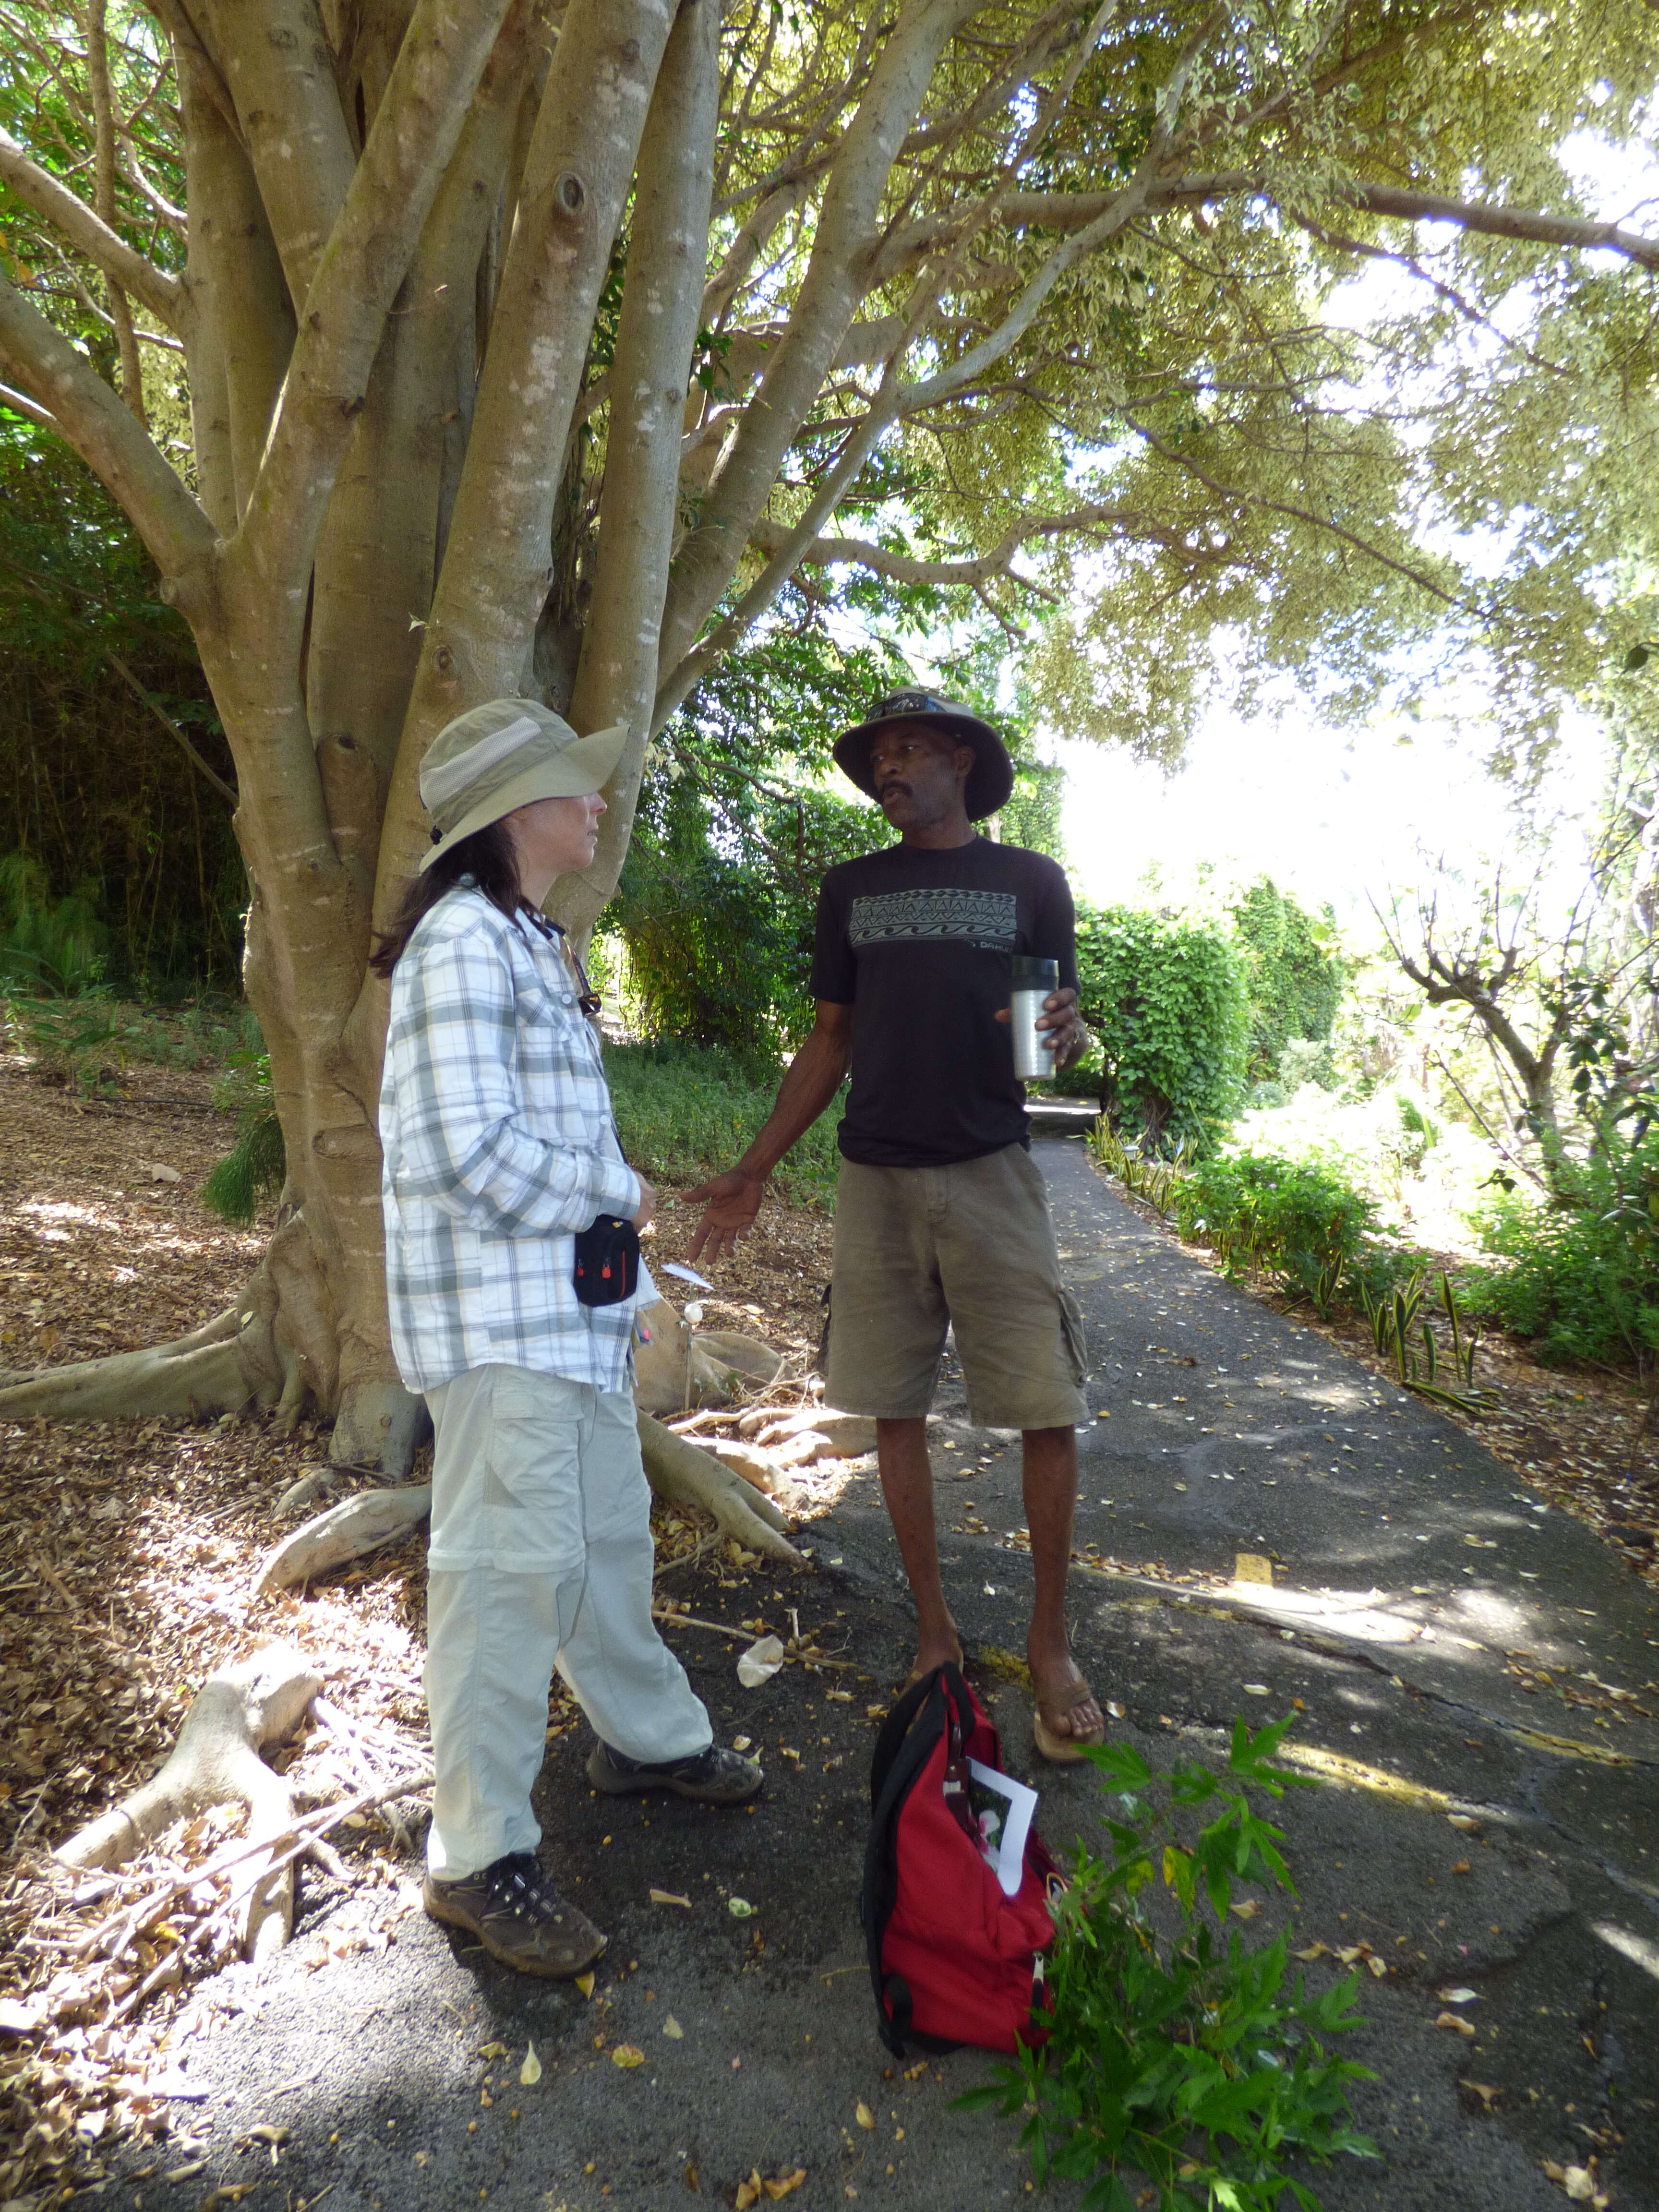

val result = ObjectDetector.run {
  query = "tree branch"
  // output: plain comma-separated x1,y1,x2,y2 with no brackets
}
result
105,648,237,804
1117,401,1476,615
657,0,985,677
894,174,1659,274
559,0,720,946
0,126,184,333
232,0,516,607
87,0,147,422
0,266,214,585
201,0,356,309
376,0,677,911
748,500,1170,586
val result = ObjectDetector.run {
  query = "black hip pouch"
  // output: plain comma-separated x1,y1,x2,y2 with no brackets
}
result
573,1214,640,1307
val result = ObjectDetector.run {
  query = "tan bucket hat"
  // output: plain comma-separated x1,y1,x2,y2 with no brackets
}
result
419,698,628,872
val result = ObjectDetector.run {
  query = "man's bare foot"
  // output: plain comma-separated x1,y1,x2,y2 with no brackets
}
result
1028,1635,1105,1758
900,1629,964,1691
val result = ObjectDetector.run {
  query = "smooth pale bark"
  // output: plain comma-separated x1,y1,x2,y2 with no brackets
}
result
178,45,294,527
380,0,676,894
556,0,720,943
204,0,358,306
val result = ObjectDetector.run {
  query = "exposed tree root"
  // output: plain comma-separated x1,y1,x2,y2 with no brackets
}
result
637,1413,801,1563
4,1259,801,1555
255,1485,433,1595
0,1217,338,1432
56,1644,323,1960
633,1298,785,1414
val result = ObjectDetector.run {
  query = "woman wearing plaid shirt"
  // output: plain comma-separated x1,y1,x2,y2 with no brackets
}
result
374,698,762,1979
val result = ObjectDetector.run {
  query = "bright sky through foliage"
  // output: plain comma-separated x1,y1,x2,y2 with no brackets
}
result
1041,128,1659,932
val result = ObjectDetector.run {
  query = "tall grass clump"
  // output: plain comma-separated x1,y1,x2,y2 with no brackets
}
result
606,1041,844,1206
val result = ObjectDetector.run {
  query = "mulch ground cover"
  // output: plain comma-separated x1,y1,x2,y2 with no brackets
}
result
2,1046,1654,2207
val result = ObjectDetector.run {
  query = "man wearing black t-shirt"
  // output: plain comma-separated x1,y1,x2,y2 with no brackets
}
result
688,691,1104,1762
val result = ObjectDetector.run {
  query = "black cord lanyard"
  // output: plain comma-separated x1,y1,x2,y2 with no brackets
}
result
527,910,601,1016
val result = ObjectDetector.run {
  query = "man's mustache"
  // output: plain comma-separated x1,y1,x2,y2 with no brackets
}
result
878,780,911,801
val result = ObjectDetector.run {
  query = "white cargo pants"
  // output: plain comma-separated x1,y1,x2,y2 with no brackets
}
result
422,1363,711,1879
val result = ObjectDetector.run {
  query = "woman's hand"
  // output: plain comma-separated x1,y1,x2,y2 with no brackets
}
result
631,1176,658,1233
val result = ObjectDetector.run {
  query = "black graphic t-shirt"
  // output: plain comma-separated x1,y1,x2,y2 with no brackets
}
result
809,836,1078,1168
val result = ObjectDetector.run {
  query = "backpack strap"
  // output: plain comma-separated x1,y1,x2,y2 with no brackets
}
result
867,1668,942,1809
861,1671,952,2055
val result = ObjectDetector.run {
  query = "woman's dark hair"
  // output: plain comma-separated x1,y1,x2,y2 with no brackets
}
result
370,817,535,977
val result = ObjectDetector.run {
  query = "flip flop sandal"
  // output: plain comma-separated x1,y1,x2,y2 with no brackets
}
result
1032,1676,1106,1765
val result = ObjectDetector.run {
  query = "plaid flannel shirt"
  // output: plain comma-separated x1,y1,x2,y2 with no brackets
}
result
379,885,649,1394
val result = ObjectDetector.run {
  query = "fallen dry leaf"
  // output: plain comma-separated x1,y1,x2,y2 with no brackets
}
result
737,1635,785,1688
1451,1859,1472,1875
1460,2080,1500,2111
519,2042,541,2087
736,2175,763,2212
611,2044,646,2070
575,1972,595,1999
650,1889,691,1909
1228,1900,1261,1920
662,2016,684,2040
1435,2012,1478,2039
477,2042,508,2059
1447,1814,1481,1832
1439,1986,1479,2005
728,1897,755,1918
1292,1942,1331,1961
766,2171,807,2200
855,2102,875,2130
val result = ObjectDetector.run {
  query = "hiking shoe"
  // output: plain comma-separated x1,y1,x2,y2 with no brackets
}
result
586,1739,764,1804
423,1852,607,1978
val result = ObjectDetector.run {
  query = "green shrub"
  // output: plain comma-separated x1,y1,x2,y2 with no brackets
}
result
0,852,108,996
605,1040,844,1208
1073,904,1249,1153
1463,1152,1659,1370
1229,878,1344,1083
1176,1150,1379,1313
960,1716,1376,2211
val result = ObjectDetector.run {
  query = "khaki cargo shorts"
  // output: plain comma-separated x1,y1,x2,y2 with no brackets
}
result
823,1142,1089,1430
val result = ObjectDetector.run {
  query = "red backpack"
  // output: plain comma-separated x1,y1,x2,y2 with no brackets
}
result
860,1664,1061,2056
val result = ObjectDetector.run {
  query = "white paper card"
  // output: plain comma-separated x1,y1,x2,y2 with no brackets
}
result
967,1758,1038,1898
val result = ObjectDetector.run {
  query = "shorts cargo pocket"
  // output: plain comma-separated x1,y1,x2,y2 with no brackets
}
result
1058,1285,1087,1384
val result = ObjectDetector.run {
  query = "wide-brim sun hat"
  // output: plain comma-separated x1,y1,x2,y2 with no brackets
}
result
419,697,628,872
833,687,1015,821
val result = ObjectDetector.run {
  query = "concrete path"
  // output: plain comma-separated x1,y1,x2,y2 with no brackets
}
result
104,1141,1659,2212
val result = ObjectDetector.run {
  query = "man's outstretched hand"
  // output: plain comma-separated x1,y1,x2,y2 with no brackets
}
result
686,1167,768,1267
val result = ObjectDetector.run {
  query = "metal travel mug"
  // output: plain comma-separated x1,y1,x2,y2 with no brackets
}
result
1010,955,1059,1081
